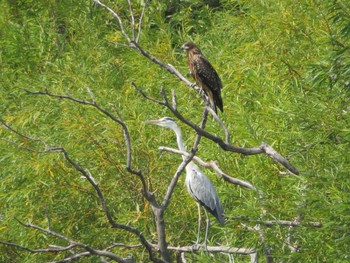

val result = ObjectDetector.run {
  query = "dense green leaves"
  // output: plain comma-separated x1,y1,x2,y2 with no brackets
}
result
1,0,350,262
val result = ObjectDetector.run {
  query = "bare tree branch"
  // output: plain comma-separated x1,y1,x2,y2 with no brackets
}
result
0,240,78,253
93,0,131,43
132,82,165,106
1,105,163,263
92,0,299,176
205,106,231,144
133,84,299,175
127,0,136,41
49,252,91,263
136,0,150,43
166,245,256,255
0,118,49,150
261,143,299,176
24,89,154,199
158,146,256,190
263,220,322,228
93,1,205,100
13,219,129,263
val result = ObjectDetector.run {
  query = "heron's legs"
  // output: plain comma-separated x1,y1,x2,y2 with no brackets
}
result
203,209,210,250
196,203,201,245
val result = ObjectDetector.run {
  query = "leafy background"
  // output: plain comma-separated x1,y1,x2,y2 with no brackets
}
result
1,0,350,262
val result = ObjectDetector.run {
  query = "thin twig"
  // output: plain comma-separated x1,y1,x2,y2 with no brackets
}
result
206,106,231,144
171,89,177,110
136,0,150,43
0,118,49,150
93,0,131,43
160,151,196,209
0,240,78,253
263,220,322,228
132,82,165,105
127,0,135,41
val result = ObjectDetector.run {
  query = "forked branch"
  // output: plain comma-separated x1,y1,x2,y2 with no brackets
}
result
3,219,134,263
159,146,256,190
1,97,162,263
93,0,299,175
135,84,299,175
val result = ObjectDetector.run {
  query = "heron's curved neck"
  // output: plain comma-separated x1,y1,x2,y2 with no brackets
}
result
172,126,186,160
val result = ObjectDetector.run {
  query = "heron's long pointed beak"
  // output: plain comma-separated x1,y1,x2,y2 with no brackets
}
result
145,119,160,125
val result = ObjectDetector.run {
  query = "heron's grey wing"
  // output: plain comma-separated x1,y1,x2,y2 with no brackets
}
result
187,166,225,225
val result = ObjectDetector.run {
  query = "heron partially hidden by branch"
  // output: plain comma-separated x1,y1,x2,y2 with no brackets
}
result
146,117,225,247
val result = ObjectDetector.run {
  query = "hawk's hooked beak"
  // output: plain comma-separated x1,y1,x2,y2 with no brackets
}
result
180,44,188,51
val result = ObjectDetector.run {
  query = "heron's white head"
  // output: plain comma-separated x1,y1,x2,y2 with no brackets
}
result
145,117,178,130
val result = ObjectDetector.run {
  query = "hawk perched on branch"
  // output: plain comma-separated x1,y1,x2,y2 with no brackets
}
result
181,41,223,113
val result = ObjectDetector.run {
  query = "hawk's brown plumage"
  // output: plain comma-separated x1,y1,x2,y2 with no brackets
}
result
181,42,223,113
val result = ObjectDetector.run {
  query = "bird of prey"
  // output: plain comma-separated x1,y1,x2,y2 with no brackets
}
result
181,41,223,113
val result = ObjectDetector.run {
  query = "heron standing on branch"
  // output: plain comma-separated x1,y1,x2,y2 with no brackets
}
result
146,117,225,246
181,42,224,114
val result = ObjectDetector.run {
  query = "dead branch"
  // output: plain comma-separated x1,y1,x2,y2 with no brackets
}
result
1,108,163,263
0,118,49,150
24,89,155,199
135,85,299,175
136,1,150,43
205,106,231,144
93,0,131,43
127,0,135,41
158,146,256,191
166,245,255,255
94,0,210,106
12,219,129,263
93,0,299,175
263,220,322,228
0,240,78,253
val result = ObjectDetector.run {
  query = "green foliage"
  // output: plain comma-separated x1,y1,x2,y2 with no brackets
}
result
1,0,350,262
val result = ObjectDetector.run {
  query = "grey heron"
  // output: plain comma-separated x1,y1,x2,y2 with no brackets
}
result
146,117,225,246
